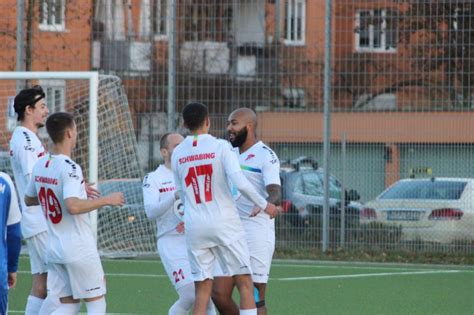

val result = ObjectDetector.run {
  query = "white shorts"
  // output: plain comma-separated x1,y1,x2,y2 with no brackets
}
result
47,253,106,300
158,234,194,290
241,216,275,284
189,238,252,282
25,231,48,274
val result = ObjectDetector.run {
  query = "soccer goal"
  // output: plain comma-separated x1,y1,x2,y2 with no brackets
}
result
0,72,155,257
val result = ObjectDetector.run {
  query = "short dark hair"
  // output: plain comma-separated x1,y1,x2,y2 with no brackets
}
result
160,132,172,149
182,102,208,132
14,85,45,121
46,112,75,144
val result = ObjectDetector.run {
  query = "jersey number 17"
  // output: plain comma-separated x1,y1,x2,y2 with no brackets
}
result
185,164,213,204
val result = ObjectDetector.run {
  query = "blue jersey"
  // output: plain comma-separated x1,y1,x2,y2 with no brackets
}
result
0,172,21,299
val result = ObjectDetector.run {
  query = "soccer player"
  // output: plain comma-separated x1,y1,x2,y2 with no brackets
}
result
143,132,216,315
9,85,54,314
24,112,125,314
212,108,281,315
0,172,22,314
171,102,277,315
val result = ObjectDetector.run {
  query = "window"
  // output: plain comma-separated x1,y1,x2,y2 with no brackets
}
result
184,1,232,42
355,9,397,52
40,80,65,113
284,0,306,45
39,0,65,32
153,0,168,39
283,88,306,108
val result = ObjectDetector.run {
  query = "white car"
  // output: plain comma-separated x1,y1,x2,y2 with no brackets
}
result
361,178,474,243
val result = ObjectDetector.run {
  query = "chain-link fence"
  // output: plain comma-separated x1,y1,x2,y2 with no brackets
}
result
0,0,473,256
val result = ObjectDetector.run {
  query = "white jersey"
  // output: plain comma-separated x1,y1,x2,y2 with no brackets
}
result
1,172,21,226
171,134,245,250
143,165,181,239
9,126,48,238
234,141,281,219
26,154,97,263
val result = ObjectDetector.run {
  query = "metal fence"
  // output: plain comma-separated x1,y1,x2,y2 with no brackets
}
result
0,0,473,256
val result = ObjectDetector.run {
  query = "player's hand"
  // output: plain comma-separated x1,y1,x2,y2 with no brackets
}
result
86,183,101,200
176,222,185,233
8,272,17,289
249,206,262,217
264,202,278,219
106,192,125,207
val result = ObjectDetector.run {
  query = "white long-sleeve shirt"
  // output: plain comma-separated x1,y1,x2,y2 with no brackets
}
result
142,165,181,239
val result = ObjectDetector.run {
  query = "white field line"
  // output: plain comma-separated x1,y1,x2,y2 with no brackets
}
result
17,270,167,278
18,269,468,281
274,269,463,281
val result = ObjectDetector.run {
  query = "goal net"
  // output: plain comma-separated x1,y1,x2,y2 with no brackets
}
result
0,72,156,257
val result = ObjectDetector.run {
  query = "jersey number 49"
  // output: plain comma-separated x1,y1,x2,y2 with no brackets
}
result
38,187,63,224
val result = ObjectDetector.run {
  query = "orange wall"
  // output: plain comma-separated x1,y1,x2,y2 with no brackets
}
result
257,112,474,144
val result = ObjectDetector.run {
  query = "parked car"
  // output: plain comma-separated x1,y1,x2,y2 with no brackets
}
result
279,157,362,230
361,178,474,243
97,178,156,256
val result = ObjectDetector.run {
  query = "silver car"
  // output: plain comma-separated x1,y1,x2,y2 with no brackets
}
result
361,178,474,243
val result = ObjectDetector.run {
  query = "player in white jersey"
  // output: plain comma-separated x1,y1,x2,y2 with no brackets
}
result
171,102,278,315
25,112,124,315
9,85,55,314
212,108,281,315
143,132,216,315
0,172,22,314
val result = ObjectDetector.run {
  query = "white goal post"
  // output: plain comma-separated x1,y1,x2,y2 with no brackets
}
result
0,71,151,257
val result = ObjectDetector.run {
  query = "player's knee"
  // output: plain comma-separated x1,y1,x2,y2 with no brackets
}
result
31,275,47,298
234,275,253,292
211,288,227,307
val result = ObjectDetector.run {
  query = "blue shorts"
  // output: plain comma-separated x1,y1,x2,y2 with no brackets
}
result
0,289,7,315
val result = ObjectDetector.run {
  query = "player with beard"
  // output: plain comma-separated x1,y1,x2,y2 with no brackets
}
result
212,108,281,315
172,102,277,315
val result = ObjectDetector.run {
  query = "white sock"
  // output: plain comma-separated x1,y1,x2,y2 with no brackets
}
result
206,299,217,315
169,302,188,315
25,295,44,315
240,309,257,315
85,298,106,314
51,303,81,315
169,283,195,314
39,295,61,315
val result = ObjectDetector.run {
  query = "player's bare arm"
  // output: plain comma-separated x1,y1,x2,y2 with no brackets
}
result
8,272,18,289
266,184,282,218
65,192,124,215
85,183,101,199
24,194,40,206
266,184,281,206
249,185,280,218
